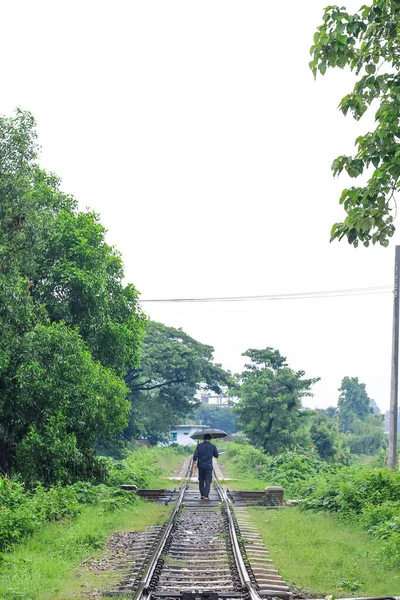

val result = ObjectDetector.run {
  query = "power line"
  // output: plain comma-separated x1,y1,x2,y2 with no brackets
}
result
140,285,392,304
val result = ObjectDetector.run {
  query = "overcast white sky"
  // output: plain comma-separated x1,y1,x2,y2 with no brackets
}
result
2,1,397,412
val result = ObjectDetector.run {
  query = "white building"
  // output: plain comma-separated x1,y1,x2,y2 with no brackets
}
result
170,423,210,446
199,392,229,406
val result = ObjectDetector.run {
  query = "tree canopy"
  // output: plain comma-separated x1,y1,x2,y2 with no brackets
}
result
311,1,400,247
310,413,337,460
338,376,374,432
336,376,385,454
124,321,231,444
234,348,319,454
0,109,145,482
192,403,237,434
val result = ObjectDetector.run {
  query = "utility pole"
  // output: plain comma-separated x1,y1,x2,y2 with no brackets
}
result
388,245,400,469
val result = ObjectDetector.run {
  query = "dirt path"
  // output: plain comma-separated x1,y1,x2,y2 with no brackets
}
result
170,455,192,478
170,453,225,479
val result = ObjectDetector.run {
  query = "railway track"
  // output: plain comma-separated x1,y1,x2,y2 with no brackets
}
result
105,459,292,600
105,460,400,600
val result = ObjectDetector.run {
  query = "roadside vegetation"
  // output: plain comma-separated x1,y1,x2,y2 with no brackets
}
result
248,506,400,597
222,442,400,562
0,445,185,599
0,445,188,554
221,440,400,595
0,499,169,600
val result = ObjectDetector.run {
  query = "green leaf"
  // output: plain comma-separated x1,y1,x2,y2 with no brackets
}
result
371,156,380,168
339,188,349,204
365,63,376,75
361,219,372,232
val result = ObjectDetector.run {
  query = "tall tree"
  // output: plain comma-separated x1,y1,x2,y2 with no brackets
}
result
0,110,145,480
234,348,319,454
311,1,400,246
337,376,374,432
310,414,337,460
12,323,129,485
124,321,231,444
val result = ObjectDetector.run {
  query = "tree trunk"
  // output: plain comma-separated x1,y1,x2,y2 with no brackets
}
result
0,438,13,475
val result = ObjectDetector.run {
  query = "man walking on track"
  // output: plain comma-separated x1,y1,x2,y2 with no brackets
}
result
193,433,219,500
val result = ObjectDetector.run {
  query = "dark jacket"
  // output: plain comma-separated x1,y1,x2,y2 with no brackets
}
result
193,441,219,471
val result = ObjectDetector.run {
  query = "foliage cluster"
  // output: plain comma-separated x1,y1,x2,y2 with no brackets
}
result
311,0,400,246
224,441,269,472
298,465,400,563
124,321,231,445
0,109,146,484
224,442,336,492
191,403,237,434
234,348,319,454
0,445,181,553
0,478,136,553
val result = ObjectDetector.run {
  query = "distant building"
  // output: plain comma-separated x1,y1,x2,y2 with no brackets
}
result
384,409,400,434
199,392,229,406
170,423,210,446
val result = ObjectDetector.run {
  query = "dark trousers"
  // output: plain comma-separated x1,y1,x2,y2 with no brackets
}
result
198,468,213,498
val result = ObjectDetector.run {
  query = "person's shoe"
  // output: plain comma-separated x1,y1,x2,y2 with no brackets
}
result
201,496,206,499
204,496,209,500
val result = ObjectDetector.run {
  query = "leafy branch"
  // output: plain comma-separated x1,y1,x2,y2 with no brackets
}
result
311,0,400,246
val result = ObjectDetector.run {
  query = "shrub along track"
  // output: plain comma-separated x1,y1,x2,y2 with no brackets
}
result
103,460,291,600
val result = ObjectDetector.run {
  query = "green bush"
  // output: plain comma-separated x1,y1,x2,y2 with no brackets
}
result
361,501,400,529
372,516,400,557
258,452,335,490
225,441,400,563
300,467,400,515
0,478,137,552
299,465,400,564
225,442,269,472
0,444,189,553
224,442,334,492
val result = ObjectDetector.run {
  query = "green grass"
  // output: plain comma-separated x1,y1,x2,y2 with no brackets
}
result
146,475,183,489
0,446,187,599
147,446,190,474
352,453,379,465
0,500,170,600
247,506,400,598
143,446,191,488
219,452,266,490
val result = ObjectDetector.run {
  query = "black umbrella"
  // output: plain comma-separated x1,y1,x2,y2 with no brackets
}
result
190,428,228,440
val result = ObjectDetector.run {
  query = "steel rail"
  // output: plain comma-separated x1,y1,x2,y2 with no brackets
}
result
134,458,268,600
133,457,193,600
214,475,294,600
116,453,399,600
130,460,399,600
213,477,264,600
213,470,399,600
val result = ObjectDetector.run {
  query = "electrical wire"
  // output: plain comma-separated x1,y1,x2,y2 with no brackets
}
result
140,285,392,304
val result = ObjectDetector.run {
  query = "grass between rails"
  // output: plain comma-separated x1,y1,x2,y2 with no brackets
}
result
247,506,400,598
0,499,170,600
